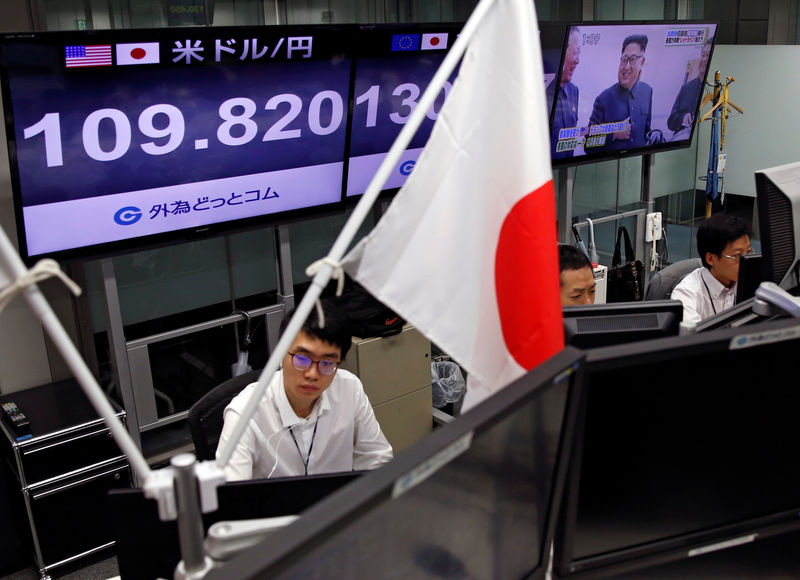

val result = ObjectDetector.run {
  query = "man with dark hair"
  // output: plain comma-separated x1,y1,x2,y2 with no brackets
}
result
588,34,653,152
217,299,392,481
667,37,713,137
671,214,753,325
559,244,596,306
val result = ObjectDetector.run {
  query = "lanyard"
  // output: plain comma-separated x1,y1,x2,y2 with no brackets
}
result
701,275,718,315
289,417,319,476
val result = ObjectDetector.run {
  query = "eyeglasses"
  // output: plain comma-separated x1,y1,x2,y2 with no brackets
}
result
288,352,339,375
720,249,755,261
619,54,644,66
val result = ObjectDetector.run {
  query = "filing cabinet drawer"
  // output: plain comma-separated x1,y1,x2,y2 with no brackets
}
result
26,459,132,568
16,424,125,484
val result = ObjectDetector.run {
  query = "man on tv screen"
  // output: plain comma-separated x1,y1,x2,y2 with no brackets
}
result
217,300,393,480
551,27,582,160
587,34,653,152
667,37,713,139
559,244,596,306
671,214,753,325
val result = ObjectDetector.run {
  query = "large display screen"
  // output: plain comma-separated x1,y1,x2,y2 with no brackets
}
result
1,26,352,260
345,25,462,197
2,22,568,261
550,21,717,165
345,22,567,197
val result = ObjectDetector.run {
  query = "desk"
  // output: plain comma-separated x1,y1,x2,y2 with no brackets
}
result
0,379,131,579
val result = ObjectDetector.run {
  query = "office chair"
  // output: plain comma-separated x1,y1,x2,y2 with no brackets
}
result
644,258,702,300
187,369,261,461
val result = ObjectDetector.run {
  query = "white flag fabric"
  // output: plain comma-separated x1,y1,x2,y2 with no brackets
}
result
342,0,563,410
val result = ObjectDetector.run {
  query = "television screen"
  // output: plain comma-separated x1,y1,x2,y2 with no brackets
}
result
206,347,585,580
550,21,717,165
755,161,800,292
1,25,352,261
554,317,800,578
562,299,683,349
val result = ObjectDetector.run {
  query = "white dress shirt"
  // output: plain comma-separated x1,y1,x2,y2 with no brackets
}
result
671,266,737,326
217,369,393,481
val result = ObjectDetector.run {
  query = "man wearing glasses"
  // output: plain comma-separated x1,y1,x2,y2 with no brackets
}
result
587,34,652,152
218,300,393,481
671,214,753,325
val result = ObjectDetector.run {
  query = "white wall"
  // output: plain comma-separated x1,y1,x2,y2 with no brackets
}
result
695,45,800,197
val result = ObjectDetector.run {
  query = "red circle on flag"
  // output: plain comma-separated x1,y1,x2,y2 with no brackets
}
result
430,37,440,46
494,181,564,370
130,48,146,60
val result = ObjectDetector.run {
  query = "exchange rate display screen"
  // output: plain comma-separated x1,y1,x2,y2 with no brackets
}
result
345,25,462,197
1,26,352,259
345,22,567,197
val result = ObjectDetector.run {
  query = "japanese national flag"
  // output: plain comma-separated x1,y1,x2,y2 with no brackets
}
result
343,0,563,410
421,33,449,50
116,42,160,65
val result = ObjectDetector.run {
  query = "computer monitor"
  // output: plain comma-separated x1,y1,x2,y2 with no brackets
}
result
107,471,362,580
204,347,585,580
755,161,800,291
553,316,800,578
562,299,683,349
735,252,765,303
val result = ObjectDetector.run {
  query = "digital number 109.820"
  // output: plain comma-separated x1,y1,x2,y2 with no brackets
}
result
22,81,452,169
22,92,345,168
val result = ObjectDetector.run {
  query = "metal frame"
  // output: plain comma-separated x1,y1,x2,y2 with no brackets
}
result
100,227,294,450
557,155,656,294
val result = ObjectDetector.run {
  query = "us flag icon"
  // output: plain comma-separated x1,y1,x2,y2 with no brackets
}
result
116,42,160,65
65,45,112,68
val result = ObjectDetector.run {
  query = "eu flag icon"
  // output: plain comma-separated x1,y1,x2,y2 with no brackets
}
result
391,34,420,51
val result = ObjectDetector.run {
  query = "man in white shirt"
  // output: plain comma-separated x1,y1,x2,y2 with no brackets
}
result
671,214,753,325
217,300,393,481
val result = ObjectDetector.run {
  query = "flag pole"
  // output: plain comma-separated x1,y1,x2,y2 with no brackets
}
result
216,0,499,468
0,226,152,482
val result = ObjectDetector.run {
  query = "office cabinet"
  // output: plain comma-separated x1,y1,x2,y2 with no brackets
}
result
340,325,432,454
0,379,131,579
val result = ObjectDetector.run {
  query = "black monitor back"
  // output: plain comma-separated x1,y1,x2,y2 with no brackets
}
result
562,300,683,349
206,348,585,580
755,162,800,291
736,253,766,303
108,471,361,580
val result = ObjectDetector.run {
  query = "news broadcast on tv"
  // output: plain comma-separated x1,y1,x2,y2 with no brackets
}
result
551,22,717,163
